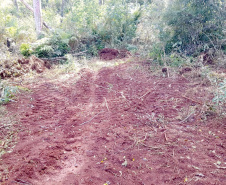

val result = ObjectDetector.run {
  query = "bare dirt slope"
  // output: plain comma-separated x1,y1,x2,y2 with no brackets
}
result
0,61,225,185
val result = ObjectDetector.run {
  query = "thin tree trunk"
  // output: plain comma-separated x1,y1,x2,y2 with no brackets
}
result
99,0,104,5
33,0,42,37
13,0,19,11
19,0,51,30
12,0,19,17
20,0,33,12
61,0,65,17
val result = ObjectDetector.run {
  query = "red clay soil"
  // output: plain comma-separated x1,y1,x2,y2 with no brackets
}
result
0,56,51,79
0,61,226,185
99,48,130,60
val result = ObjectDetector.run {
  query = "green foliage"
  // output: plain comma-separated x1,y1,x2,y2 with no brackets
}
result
5,27,17,38
0,83,18,105
212,79,226,108
168,53,187,67
20,43,32,57
200,68,226,114
126,44,138,53
102,1,141,47
1,0,225,63
163,0,226,55
33,33,70,58
61,0,140,54
0,2,36,47
149,44,164,65
34,45,54,58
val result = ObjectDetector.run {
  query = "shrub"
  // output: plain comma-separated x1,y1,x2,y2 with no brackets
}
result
0,82,18,105
149,44,164,65
33,33,70,58
163,0,225,55
34,45,54,58
212,78,226,114
62,0,140,53
20,43,32,57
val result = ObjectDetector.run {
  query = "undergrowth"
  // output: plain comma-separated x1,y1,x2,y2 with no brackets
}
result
209,74,226,115
0,82,18,105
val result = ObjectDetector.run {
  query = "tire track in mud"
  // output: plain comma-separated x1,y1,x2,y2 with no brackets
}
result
1,63,225,185
1,68,114,184
28,71,102,184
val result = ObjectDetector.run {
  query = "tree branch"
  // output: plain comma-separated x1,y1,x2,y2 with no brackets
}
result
20,0,34,12
19,0,52,30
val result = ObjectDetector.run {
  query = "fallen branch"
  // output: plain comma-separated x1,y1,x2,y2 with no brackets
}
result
182,95,202,105
164,132,168,141
215,164,226,169
104,97,110,112
140,143,162,150
140,90,151,99
120,92,126,99
179,111,195,124
71,51,88,56
14,178,32,185
80,111,103,125
41,57,67,61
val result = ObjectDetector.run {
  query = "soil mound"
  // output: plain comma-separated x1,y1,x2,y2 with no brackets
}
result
99,48,130,60
198,52,214,65
0,56,51,79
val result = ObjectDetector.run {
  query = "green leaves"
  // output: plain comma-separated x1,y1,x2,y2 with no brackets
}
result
212,79,226,106
20,43,32,57
163,0,225,55
0,83,18,105
33,33,70,58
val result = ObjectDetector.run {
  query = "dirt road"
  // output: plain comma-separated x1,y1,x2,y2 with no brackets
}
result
0,61,225,184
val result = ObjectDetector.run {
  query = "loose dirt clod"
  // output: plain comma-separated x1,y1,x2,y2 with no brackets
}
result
99,48,130,60
0,56,51,79
179,67,192,75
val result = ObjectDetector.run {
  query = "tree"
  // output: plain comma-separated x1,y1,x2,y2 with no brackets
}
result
61,0,65,18
33,0,42,37
99,0,105,5
13,0,19,11
19,0,51,33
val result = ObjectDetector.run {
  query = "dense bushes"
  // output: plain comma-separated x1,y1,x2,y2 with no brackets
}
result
1,0,225,61
134,0,226,65
59,0,140,56
16,0,141,58
19,33,70,58
163,0,225,55
33,33,70,58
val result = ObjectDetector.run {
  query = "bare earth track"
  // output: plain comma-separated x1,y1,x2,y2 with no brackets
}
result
0,61,225,185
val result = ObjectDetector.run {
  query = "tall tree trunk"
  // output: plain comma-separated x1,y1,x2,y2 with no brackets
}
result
33,0,42,37
20,0,33,12
61,0,65,18
13,0,19,17
99,0,104,5
13,0,19,11
19,0,51,31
